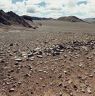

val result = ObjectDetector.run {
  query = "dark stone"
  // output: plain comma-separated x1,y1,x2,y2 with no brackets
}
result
10,43,13,46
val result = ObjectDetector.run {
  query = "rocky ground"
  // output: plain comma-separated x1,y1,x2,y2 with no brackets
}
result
0,20,95,96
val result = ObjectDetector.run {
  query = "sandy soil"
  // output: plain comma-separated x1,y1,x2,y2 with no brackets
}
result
0,20,95,96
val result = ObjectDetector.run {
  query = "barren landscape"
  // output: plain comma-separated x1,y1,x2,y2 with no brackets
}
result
0,20,95,96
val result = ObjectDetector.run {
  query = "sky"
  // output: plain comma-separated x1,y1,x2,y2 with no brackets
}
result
0,0,95,18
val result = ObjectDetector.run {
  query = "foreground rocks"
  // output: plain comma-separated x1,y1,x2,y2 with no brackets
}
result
0,40,95,96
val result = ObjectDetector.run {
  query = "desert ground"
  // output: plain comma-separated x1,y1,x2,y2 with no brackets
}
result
0,20,95,96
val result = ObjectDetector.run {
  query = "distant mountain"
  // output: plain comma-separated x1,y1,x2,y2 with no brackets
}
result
0,10,32,28
57,16,84,22
31,17,53,20
0,10,53,28
22,15,33,22
22,15,53,21
84,18,95,23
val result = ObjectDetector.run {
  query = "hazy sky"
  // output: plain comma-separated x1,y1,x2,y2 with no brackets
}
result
0,0,95,18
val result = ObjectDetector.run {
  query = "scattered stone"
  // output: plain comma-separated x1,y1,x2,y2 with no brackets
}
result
43,70,48,73
9,43,13,46
6,82,10,85
68,79,73,84
18,81,22,85
37,55,43,58
8,69,14,73
70,92,73,96
79,63,84,67
34,47,41,51
42,85,46,88
73,85,78,91
58,74,62,79
37,51,43,55
87,87,92,94
81,46,88,51
29,57,35,61
28,52,33,58
64,54,67,58
15,58,22,62
59,92,63,96
15,62,19,65
89,74,93,78
9,88,15,92
0,59,5,63
38,70,43,72
31,91,34,94
40,78,43,80
81,88,85,93
52,52,60,56
28,65,33,70
24,73,31,77
21,52,27,58
64,70,67,74
58,83,63,87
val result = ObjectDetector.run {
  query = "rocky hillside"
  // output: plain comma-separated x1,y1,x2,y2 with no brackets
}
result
0,10,32,28
0,10,11,25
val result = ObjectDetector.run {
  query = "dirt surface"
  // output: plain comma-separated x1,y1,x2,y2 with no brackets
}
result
0,20,95,96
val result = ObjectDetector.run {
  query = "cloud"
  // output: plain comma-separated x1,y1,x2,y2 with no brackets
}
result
77,1,87,5
0,0,95,18
12,0,24,4
0,0,12,11
35,1,47,7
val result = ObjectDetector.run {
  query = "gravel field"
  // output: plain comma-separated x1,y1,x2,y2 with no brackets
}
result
0,20,95,96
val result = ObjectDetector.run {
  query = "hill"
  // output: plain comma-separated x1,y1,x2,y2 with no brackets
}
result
84,18,95,23
0,10,32,28
57,16,84,22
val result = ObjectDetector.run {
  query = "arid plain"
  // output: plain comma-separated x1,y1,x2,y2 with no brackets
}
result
0,20,95,96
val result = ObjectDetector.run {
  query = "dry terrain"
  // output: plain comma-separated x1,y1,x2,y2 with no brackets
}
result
0,20,95,96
